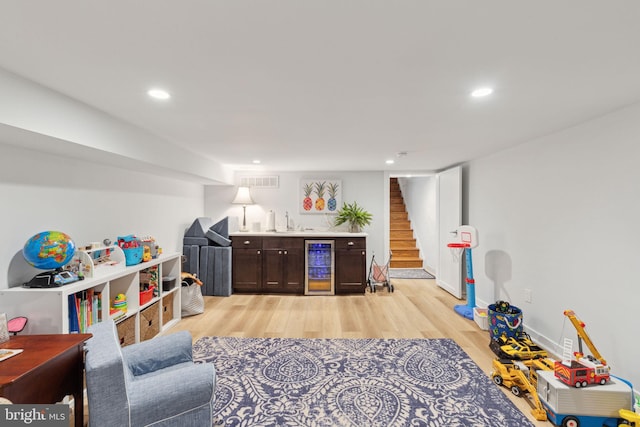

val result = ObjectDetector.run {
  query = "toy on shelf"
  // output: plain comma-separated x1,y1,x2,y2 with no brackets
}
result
554,309,610,388
21,231,81,288
447,225,478,320
110,293,127,321
117,234,144,266
70,244,125,279
139,236,159,260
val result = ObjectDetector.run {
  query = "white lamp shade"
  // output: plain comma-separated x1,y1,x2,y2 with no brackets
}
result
232,186,254,205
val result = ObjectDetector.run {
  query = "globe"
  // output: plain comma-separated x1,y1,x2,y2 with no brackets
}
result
23,231,76,270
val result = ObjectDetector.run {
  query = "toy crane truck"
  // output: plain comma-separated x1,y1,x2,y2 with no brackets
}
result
554,310,610,388
537,370,633,427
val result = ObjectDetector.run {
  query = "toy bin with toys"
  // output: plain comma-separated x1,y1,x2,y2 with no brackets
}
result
473,307,489,330
117,234,143,266
488,301,523,340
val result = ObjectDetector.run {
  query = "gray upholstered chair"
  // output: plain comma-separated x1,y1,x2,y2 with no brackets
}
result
85,320,216,427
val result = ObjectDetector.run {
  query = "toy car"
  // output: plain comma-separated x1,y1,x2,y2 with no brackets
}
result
490,332,548,360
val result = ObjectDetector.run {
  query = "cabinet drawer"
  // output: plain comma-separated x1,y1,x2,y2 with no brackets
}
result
335,238,366,250
263,237,304,249
232,236,263,249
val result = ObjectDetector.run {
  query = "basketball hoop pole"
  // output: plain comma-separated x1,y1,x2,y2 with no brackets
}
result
448,243,476,320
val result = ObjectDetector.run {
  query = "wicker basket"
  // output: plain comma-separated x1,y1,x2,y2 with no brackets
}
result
139,301,159,341
162,293,174,326
116,316,136,347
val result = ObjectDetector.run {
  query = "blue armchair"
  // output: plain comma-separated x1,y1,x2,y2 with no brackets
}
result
85,320,216,427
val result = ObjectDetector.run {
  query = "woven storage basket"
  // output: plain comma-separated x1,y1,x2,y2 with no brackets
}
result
162,293,174,326
139,301,159,341
116,316,136,347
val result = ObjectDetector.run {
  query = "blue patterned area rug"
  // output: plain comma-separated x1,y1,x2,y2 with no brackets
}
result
193,337,534,426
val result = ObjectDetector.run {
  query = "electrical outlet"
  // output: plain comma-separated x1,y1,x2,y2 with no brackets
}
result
524,288,532,303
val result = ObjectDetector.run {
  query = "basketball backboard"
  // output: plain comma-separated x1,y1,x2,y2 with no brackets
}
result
449,225,478,249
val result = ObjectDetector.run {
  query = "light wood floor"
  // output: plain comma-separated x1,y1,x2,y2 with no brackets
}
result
172,278,547,426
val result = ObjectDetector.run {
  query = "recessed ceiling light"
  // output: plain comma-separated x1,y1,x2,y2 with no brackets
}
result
252,160,261,164
471,87,493,98
147,88,171,100
386,159,395,164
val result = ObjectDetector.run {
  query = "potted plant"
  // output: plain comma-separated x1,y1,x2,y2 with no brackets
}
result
334,201,373,232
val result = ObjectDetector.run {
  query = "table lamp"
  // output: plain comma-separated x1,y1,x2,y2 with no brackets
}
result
232,186,254,232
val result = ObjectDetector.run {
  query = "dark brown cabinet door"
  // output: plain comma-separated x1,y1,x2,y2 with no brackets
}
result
335,238,367,294
262,238,304,294
282,248,304,294
232,237,263,292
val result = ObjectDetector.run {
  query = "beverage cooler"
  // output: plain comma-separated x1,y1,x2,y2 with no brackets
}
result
305,240,334,295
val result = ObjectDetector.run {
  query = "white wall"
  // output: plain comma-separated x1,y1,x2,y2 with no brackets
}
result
204,171,386,266
466,102,640,391
397,176,438,273
0,143,204,289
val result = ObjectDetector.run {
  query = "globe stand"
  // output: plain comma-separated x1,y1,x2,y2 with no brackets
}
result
23,268,80,288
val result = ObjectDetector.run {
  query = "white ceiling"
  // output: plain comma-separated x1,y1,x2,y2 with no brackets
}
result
2,1,640,173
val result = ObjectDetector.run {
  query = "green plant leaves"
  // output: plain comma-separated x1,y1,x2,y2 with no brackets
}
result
334,201,373,228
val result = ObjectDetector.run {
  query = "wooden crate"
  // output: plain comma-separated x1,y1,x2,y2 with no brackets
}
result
139,301,159,341
116,316,136,347
162,292,174,326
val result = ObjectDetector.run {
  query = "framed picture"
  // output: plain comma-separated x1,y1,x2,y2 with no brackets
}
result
300,179,342,214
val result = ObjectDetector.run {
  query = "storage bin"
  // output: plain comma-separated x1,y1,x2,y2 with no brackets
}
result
488,303,523,341
162,293,174,325
116,316,136,347
139,302,159,341
162,276,176,292
123,246,143,266
139,286,155,305
473,307,489,330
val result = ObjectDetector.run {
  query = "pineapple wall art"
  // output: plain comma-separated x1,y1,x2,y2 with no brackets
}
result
300,179,342,214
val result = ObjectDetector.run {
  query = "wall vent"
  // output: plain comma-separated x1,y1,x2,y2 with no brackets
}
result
239,175,279,188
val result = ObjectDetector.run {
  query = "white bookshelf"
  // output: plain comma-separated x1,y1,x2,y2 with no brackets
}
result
0,251,182,343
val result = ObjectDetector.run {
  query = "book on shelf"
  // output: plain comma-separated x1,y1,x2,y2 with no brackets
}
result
109,308,127,322
68,290,103,333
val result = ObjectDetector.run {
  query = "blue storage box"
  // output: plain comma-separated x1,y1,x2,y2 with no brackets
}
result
488,303,523,341
123,246,143,266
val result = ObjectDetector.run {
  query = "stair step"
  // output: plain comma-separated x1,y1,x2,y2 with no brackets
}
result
390,220,411,229
390,212,408,220
390,239,417,249
390,258,423,268
390,204,406,212
391,248,420,258
390,229,414,239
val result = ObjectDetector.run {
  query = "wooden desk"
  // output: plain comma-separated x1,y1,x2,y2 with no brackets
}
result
0,333,91,427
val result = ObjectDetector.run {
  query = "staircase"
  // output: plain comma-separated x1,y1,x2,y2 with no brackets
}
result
389,178,423,268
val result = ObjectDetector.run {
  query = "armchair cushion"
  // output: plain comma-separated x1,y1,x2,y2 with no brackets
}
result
122,330,193,376
128,363,215,426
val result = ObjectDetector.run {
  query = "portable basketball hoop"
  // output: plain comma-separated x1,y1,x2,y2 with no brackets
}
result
447,225,478,321
447,242,469,263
